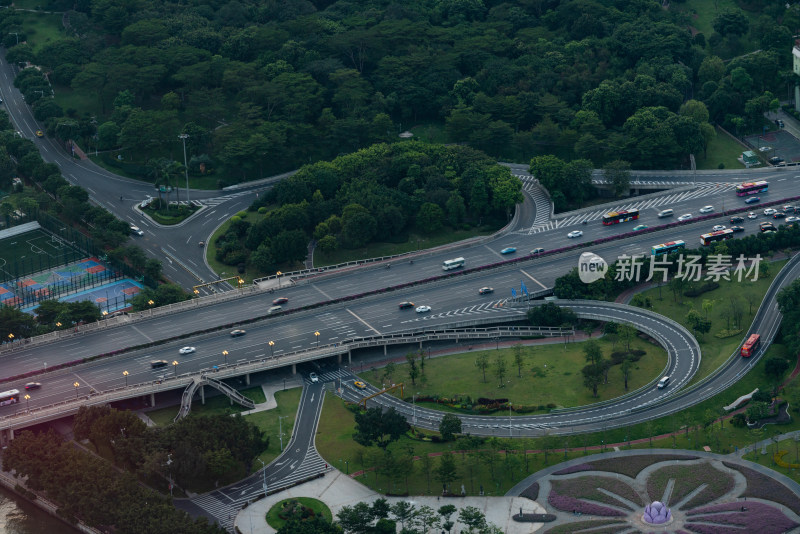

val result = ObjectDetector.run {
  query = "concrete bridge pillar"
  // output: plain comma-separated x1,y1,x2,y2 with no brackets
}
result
419,340,423,349
384,344,387,356
337,353,342,364
245,374,250,386
292,363,296,375
0,428,13,447
347,349,351,364
200,385,205,405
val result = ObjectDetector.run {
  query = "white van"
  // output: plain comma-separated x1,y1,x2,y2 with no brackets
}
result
657,209,674,218
657,376,670,389
268,305,283,314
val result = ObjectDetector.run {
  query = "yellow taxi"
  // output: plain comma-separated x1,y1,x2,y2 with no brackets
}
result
353,381,367,389
35,130,44,137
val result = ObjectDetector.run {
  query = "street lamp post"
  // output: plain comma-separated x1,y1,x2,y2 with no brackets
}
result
344,459,349,474
23,394,30,411
172,361,178,377
123,370,129,387
509,403,513,437
166,454,173,497
222,350,228,365
257,458,268,495
279,415,288,451
315,331,320,347
413,392,419,427
178,133,189,203
269,340,274,358
277,271,282,289
73,381,80,399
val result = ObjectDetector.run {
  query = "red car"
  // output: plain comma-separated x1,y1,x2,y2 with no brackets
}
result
272,297,288,305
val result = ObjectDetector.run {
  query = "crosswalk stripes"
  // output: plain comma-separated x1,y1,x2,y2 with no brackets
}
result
195,190,256,208
400,302,525,324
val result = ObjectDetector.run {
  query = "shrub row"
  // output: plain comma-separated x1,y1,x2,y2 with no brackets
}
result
683,281,720,298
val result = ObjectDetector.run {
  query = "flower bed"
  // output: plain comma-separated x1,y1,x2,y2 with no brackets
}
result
520,482,539,500
684,501,799,534
547,488,626,516
551,476,642,510
588,454,698,479
552,463,593,475
543,519,624,533
722,461,800,515
646,463,733,509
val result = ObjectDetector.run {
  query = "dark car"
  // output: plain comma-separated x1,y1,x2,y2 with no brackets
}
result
398,301,415,309
272,297,288,305
729,216,744,224
730,225,745,233
24,382,41,390
150,360,168,369
744,196,760,204
773,212,786,219
478,287,494,295
769,156,784,165
760,222,777,232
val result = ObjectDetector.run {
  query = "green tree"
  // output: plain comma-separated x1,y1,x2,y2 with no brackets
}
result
603,160,631,197
353,407,408,450
436,452,458,494
493,354,507,387
439,414,462,441
620,357,633,391
417,202,445,233
475,353,489,382
764,357,790,383
512,344,525,377
405,352,419,385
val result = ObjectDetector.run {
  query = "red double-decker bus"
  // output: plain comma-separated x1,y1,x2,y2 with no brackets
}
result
741,334,761,357
602,209,639,226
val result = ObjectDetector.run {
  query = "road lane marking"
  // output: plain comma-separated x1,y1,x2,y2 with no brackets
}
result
347,309,381,335
519,269,547,289
312,285,333,300
130,324,154,343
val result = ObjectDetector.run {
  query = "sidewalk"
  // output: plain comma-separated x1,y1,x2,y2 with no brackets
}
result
235,470,545,534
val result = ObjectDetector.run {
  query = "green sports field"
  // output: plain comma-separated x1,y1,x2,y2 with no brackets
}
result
0,229,84,282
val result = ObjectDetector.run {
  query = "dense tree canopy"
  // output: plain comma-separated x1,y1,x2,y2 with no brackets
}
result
0,0,784,180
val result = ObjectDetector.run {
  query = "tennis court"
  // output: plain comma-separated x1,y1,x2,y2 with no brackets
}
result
50,279,143,314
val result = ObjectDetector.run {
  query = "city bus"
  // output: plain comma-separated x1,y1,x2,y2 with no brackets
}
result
651,240,685,256
0,389,20,406
741,334,761,357
442,257,465,271
700,229,734,246
602,208,640,226
735,180,769,196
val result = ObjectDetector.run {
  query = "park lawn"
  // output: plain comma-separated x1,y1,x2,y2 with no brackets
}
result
634,259,785,385
409,122,448,144
266,498,333,530
16,11,63,52
314,226,498,267
360,336,666,410
695,129,749,170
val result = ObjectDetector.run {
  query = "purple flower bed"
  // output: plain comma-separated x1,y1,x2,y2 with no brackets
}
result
722,461,800,516
543,519,624,534
646,462,733,509
551,476,642,509
589,454,698,479
547,488,625,516
685,501,799,534
553,463,594,475
520,482,539,501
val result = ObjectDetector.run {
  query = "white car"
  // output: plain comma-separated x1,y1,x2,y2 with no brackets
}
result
309,372,319,383
764,208,777,216
748,212,758,219
179,346,196,355
711,225,726,232
699,205,714,213
567,230,583,238
130,225,144,236
415,305,431,313
787,216,800,223
677,214,692,221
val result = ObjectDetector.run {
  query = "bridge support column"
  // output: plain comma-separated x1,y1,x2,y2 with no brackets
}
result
245,373,250,385
0,428,13,447
150,392,155,407
337,353,342,364
347,349,352,364
292,363,296,375
200,385,205,405
419,340,423,349
384,344,387,356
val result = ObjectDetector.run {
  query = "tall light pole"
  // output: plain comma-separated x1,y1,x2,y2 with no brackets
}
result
172,360,178,377
123,370,129,387
279,415,288,451
222,350,228,365
166,453,173,497
258,458,267,496
178,133,189,203
268,340,274,358
23,394,30,411
413,392,419,427
73,381,80,399
276,271,282,289
315,331,320,347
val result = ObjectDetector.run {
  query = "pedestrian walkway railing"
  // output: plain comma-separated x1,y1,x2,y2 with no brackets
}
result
175,376,255,422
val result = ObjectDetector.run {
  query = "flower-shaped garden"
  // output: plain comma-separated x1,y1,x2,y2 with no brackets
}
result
520,453,800,534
